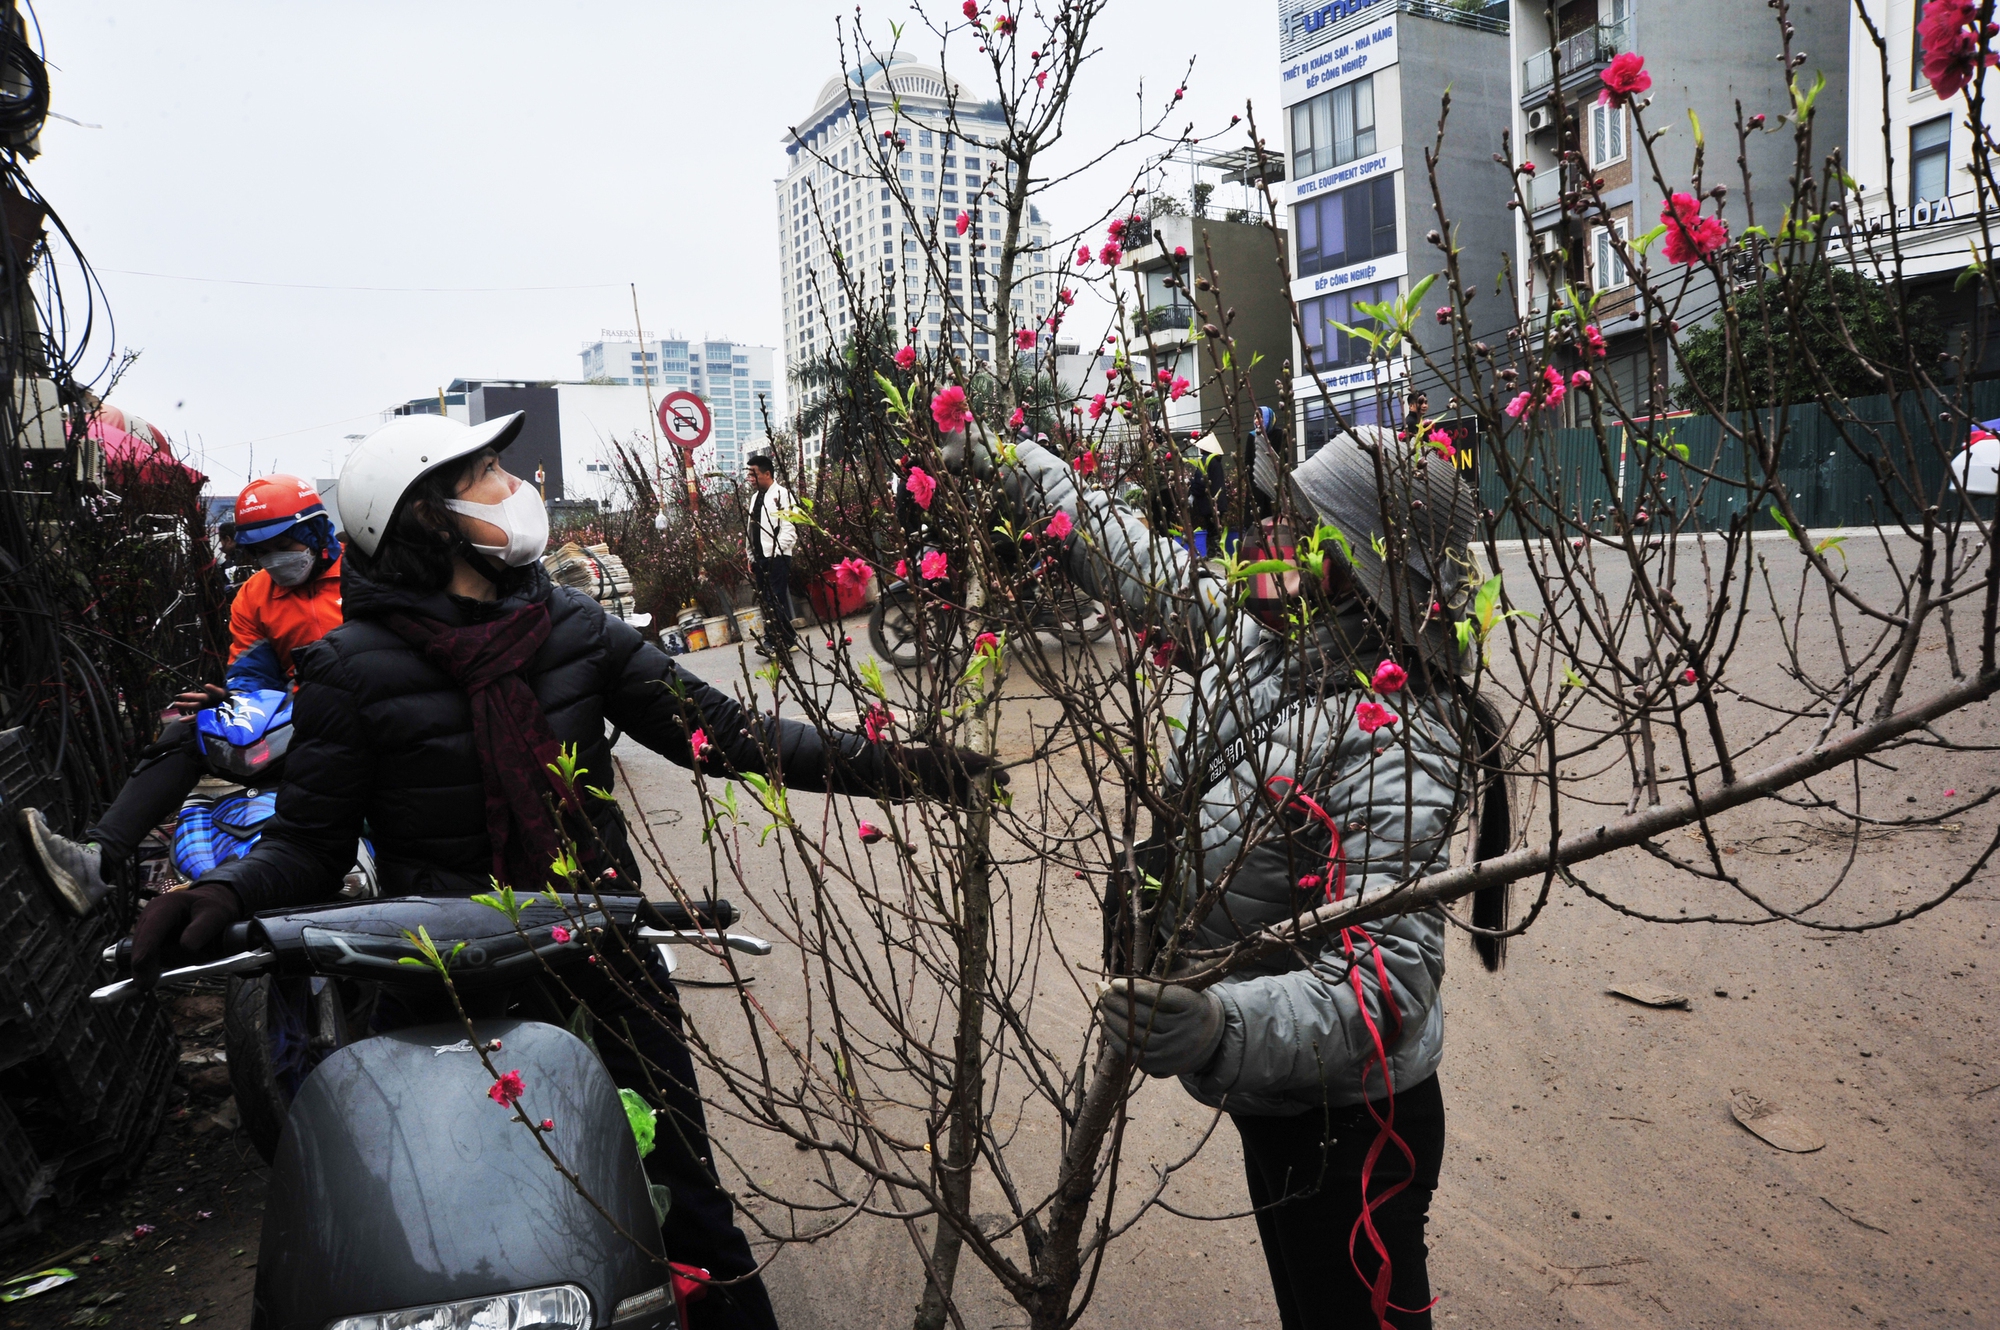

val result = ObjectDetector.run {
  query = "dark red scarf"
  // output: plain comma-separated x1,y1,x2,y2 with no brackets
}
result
387,603,578,894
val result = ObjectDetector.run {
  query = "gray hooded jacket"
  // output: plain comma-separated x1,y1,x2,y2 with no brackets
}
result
1000,439,1466,1115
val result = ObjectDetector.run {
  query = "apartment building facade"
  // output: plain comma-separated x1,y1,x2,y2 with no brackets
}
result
1279,0,1518,453
777,54,1057,462
1839,0,2000,373
1508,0,1848,409
578,336,776,479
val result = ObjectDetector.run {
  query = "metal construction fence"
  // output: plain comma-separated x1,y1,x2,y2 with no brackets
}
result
1474,385,2000,539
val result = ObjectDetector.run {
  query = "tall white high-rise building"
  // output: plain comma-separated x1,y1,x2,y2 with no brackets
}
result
777,54,1056,462
578,335,776,478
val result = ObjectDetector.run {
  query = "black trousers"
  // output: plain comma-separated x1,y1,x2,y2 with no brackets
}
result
1232,1074,1445,1330
375,953,778,1330
752,556,797,647
87,718,205,869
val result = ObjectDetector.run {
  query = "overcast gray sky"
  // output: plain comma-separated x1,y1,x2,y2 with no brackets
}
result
28,2,1278,494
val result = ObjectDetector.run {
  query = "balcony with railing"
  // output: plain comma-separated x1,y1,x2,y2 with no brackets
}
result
1131,303,1197,336
1521,18,1630,101
1522,169,1564,216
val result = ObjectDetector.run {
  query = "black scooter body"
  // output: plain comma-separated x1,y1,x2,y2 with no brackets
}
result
252,1015,675,1329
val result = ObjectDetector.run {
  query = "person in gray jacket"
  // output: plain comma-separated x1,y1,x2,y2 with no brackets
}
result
984,423,1509,1330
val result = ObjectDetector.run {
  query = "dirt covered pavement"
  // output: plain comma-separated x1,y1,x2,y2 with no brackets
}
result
2,994,264,1329
7,600,1997,1329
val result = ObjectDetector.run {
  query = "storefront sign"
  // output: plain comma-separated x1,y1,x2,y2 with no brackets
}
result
1289,145,1401,206
1829,192,1975,252
1295,360,1395,393
1290,250,1409,302
1279,0,1393,60
1281,17,1397,107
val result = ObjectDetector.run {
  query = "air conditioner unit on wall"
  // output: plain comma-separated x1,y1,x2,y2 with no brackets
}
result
1526,106,1555,134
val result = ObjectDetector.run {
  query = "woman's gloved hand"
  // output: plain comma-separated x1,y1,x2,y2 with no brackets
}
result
895,744,1008,806
938,422,997,478
1098,977,1224,1077
129,881,244,990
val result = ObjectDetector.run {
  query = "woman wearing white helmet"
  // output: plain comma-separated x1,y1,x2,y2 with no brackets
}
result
129,411,997,1329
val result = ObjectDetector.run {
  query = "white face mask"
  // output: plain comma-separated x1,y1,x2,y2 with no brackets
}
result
257,549,316,587
445,477,549,568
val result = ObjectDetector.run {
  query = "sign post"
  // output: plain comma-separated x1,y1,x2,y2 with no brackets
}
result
658,391,712,507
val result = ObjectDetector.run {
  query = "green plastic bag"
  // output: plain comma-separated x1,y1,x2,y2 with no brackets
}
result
620,1087,657,1158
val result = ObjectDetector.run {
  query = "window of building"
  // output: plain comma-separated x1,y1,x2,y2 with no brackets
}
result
942,172,957,185
919,131,933,147
1301,394,1401,455
1591,218,1631,290
901,169,914,183
1913,1,1931,90
942,190,958,203
1587,102,1626,168
1913,114,1951,202
921,170,935,183
1290,74,1377,180
1298,279,1400,372
1293,175,1397,277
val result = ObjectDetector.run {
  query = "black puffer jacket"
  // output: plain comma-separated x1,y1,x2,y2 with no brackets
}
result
205,562,876,913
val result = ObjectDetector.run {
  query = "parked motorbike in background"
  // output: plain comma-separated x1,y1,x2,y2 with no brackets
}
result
868,549,1111,668
96,892,769,1329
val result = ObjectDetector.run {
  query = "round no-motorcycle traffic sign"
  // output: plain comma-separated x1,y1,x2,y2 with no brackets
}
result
658,390,711,451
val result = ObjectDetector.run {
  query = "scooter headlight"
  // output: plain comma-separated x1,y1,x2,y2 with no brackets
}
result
326,1285,591,1330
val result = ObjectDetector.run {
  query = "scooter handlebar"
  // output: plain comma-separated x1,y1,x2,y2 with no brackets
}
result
101,919,261,978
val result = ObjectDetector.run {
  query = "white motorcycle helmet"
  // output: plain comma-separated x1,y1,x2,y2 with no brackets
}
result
337,412,527,557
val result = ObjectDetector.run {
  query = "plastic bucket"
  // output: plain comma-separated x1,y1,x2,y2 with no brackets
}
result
702,615,734,646
734,606,764,641
681,625,708,652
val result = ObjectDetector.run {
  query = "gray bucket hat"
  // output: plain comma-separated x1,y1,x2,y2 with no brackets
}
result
1286,422,1483,672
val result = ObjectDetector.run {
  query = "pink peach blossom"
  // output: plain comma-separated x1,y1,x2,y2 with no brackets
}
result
921,550,950,580
1046,510,1073,539
1597,52,1651,108
906,465,938,509
1355,701,1399,734
489,1070,525,1108
894,345,917,370
930,386,974,433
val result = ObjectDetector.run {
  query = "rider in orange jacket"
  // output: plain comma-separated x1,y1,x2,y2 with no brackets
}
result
18,474,345,914
227,474,345,673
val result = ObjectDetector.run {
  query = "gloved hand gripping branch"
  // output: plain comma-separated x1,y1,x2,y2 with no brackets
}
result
1097,976,1225,1077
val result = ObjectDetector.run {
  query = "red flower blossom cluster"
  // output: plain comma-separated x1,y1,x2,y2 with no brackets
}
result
1921,0,1998,99
1661,192,1729,264
930,386,974,433
489,1070,525,1109
1597,52,1651,108
894,345,917,370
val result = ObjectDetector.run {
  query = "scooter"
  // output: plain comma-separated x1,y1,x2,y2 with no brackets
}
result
94,891,771,1330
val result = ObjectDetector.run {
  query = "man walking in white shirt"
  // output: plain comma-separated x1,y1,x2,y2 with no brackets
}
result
745,453,799,657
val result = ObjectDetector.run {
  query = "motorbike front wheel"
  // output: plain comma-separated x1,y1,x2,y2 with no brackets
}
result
868,583,932,669
226,973,376,1163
